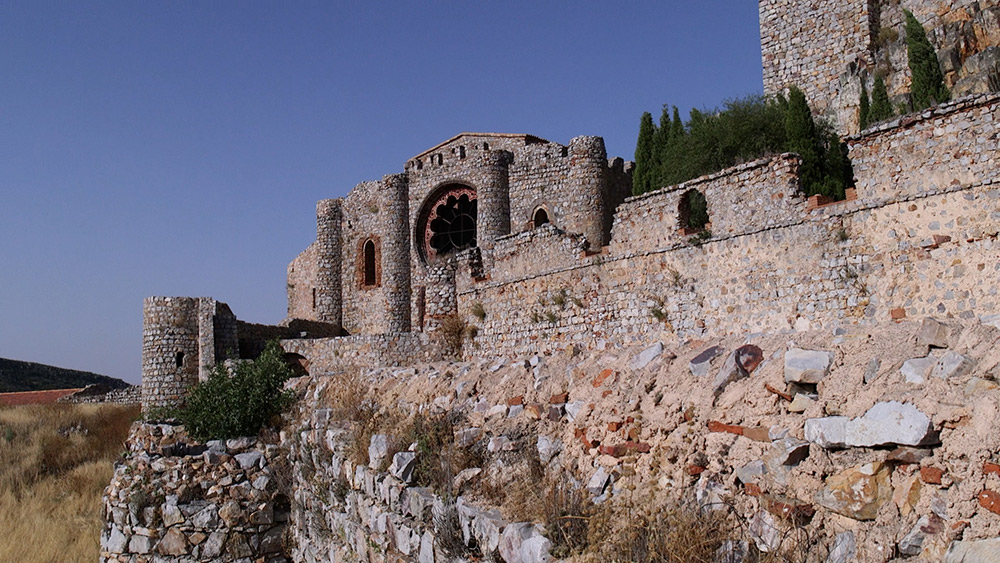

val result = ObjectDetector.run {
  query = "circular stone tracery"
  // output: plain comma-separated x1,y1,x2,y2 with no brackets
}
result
419,184,478,262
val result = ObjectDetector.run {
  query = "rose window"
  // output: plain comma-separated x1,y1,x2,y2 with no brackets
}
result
418,184,478,262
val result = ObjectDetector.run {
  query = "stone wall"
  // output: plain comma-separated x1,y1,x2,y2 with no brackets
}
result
280,332,447,376
760,0,1000,134
100,423,288,562
60,384,142,405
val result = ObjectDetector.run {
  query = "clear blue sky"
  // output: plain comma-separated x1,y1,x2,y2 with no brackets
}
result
0,2,764,384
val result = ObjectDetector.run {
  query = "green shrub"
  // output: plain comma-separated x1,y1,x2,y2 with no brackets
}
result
178,340,295,441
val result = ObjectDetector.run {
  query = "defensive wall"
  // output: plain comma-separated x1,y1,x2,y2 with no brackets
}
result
456,93,1000,362
760,0,1000,133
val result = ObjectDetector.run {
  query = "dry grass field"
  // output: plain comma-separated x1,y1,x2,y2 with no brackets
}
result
0,403,139,563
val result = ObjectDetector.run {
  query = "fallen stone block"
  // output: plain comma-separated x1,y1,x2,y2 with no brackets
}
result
631,342,663,370
918,318,951,348
932,351,974,380
787,393,816,413
763,494,814,525
234,450,263,470
735,460,766,484
690,345,724,377
767,437,810,466
900,356,936,384
537,436,562,464
887,447,933,464
784,348,834,384
587,467,610,496
499,522,551,563
815,461,892,521
713,350,748,396
749,510,780,553
844,401,935,447
804,416,849,448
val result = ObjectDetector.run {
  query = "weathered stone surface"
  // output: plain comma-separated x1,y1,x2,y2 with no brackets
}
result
899,514,944,556
932,351,974,380
128,534,153,554
901,356,937,384
587,467,610,495
815,462,892,520
500,522,552,563
391,451,417,484
631,342,663,370
864,358,881,384
454,467,482,490
454,427,482,448
784,348,834,384
918,318,951,348
787,393,815,413
368,434,390,468
749,510,780,552
106,526,128,554
736,460,767,484
844,401,935,447
537,436,562,464
713,350,748,396
202,531,226,559
825,531,856,563
888,447,933,464
804,416,849,448
234,450,263,470
944,537,1000,562
156,528,189,556
767,436,810,466
690,346,723,377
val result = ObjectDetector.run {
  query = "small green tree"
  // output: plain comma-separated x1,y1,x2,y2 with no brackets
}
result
633,112,656,195
179,340,295,441
859,83,871,130
653,106,673,188
869,76,893,123
905,10,950,110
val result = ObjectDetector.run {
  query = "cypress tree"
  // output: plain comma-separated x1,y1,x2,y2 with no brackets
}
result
859,82,871,130
784,87,822,194
653,106,672,188
670,106,684,141
633,112,656,195
905,10,950,110
869,76,893,123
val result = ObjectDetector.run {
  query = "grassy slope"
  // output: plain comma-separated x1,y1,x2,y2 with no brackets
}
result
0,357,130,393
0,403,139,562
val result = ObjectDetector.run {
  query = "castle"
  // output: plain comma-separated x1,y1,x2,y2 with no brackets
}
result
142,0,1000,410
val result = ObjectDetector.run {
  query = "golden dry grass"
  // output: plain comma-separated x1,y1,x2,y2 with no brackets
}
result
0,403,139,563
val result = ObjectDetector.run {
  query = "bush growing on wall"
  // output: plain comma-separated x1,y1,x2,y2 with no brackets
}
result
179,340,295,441
632,91,852,199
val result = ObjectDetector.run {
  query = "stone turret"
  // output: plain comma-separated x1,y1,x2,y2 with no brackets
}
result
567,136,609,248
474,150,513,252
141,297,200,410
315,198,343,326
381,173,411,333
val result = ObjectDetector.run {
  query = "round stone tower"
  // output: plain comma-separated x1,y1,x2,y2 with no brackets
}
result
568,136,609,248
474,150,513,252
315,198,343,326
141,296,200,410
381,173,411,333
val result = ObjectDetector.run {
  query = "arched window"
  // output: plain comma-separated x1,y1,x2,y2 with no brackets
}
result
532,207,550,228
678,189,710,232
363,239,377,286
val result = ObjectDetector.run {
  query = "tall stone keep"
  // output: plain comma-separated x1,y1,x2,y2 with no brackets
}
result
567,136,609,248
315,198,343,326
381,173,411,333
475,149,513,252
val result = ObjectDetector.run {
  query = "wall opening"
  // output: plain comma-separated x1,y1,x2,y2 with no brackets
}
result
678,189,710,233
175,351,184,368
363,239,377,286
312,288,316,310
532,207,550,228
416,184,478,263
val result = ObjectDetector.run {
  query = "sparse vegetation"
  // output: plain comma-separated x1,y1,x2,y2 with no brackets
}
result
0,403,139,562
437,314,470,357
470,301,486,320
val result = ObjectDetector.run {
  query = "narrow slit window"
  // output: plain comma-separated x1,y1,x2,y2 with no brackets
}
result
363,239,377,286
175,351,184,368
312,288,317,310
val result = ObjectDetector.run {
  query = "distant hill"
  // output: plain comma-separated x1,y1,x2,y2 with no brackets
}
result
0,358,130,393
